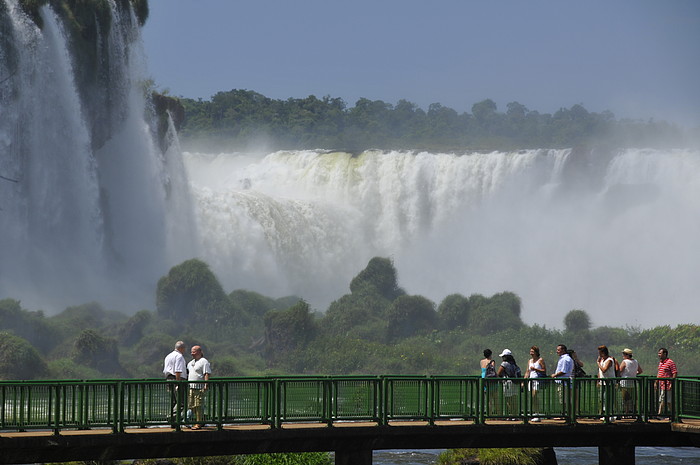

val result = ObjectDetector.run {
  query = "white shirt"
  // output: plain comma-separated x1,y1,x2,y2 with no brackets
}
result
187,357,212,389
163,350,186,378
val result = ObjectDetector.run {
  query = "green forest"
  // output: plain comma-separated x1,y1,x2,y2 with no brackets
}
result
175,89,695,152
1,257,698,381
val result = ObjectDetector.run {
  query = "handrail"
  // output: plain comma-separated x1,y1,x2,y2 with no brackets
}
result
0,376,697,433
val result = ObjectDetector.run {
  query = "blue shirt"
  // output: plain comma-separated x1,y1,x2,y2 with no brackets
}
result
555,354,574,378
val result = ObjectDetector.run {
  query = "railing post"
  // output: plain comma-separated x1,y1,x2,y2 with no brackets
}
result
427,377,434,425
217,381,224,430
672,378,678,422
273,379,280,428
478,377,484,424
566,378,574,425
324,377,332,426
118,381,125,433
53,383,60,435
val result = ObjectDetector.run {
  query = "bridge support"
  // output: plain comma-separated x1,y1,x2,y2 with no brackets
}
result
335,449,372,465
599,446,635,465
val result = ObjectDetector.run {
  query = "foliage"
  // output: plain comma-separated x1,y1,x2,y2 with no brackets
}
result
133,453,332,465
47,357,102,379
179,90,689,152
240,453,332,465
117,309,152,345
386,295,437,342
469,302,524,335
438,448,545,465
72,329,125,376
0,331,48,380
0,298,58,352
437,294,470,330
321,284,389,339
3,255,700,379
264,300,316,363
349,257,405,300
49,301,127,343
564,309,592,333
156,259,238,331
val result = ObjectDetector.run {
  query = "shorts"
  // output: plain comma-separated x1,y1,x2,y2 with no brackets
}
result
659,389,672,404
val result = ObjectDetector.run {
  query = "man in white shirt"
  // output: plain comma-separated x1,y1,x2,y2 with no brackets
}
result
551,344,574,416
187,345,211,429
163,341,187,380
163,341,187,424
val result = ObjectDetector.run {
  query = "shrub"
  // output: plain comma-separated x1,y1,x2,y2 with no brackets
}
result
0,331,48,380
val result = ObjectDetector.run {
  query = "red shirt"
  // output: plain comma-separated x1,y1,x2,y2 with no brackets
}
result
657,358,677,390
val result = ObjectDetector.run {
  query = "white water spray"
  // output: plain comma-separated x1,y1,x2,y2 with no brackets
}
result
184,148,700,329
0,1,194,311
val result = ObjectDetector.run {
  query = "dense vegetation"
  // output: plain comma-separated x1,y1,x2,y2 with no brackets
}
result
1,257,698,380
177,90,694,152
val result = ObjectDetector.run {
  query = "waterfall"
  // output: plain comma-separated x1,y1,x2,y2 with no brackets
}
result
0,1,194,311
2,2,698,329
183,148,700,328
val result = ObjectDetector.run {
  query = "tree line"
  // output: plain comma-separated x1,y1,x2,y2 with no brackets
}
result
1,257,698,380
176,89,688,152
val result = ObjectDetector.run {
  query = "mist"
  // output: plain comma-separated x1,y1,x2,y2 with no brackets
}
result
183,148,700,329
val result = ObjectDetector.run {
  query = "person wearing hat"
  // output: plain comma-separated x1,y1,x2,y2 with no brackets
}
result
619,348,643,416
496,349,522,418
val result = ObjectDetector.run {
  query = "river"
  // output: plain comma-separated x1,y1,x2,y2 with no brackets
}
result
373,447,700,464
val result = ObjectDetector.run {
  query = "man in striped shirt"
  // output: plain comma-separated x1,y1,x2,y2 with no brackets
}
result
655,348,677,417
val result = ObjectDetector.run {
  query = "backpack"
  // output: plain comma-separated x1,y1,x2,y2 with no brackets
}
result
572,360,587,378
503,361,521,378
485,359,497,378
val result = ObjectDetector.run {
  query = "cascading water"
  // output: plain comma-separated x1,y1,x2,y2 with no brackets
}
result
183,148,700,328
2,2,698,329
0,1,194,311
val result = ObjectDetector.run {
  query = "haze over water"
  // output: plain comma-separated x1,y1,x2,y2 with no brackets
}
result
1,1,699,331
184,148,700,329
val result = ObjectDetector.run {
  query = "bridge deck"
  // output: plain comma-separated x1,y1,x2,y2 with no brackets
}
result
1,376,698,463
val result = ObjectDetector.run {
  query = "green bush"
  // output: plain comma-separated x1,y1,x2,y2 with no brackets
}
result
349,257,405,300
156,259,238,331
437,294,470,330
386,295,437,342
0,331,48,380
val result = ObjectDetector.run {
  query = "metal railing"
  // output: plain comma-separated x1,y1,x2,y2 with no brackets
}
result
0,375,696,433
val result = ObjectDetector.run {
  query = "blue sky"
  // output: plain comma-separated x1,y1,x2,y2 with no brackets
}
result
142,1,700,126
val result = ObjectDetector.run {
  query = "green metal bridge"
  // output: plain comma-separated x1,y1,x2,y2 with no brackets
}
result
1,375,699,464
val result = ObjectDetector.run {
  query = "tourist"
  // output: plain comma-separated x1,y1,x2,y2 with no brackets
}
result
551,344,574,416
480,349,497,378
596,345,615,420
187,345,212,429
619,348,643,416
162,340,187,425
524,346,546,422
656,348,677,418
480,349,498,415
497,349,521,418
